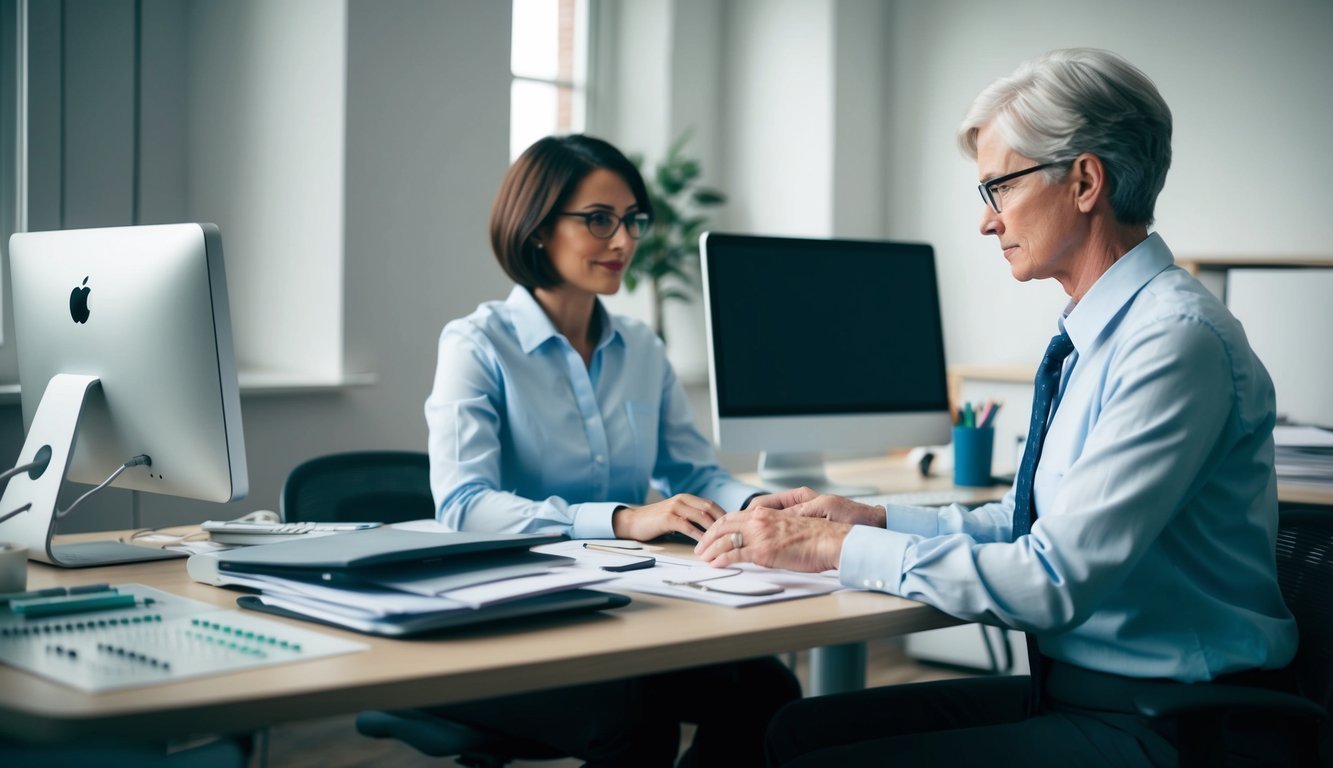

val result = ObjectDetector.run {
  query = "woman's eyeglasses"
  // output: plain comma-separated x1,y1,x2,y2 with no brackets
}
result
558,210,653,240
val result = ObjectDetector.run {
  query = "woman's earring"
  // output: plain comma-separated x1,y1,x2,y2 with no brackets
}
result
534,242,544,249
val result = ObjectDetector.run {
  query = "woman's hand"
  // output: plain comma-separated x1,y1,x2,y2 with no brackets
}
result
612,494,727,542
693,507,851,573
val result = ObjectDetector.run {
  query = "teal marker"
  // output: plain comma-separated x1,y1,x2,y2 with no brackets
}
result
11,590,136,617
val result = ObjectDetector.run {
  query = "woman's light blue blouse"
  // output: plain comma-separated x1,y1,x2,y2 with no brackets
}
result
426,286,762,538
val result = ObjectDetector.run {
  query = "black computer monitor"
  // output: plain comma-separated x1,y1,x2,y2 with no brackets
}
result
700,232,952,493
1,223,248,567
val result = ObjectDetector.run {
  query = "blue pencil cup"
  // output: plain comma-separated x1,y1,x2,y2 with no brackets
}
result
952,426,995,487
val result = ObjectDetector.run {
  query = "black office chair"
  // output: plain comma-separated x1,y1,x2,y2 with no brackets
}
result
281,451,563,767
280,450,436,524
1134,506,1333,767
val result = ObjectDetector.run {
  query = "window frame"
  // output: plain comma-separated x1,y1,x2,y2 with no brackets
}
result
509,0,597,159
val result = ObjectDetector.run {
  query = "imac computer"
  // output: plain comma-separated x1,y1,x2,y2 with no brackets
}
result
1,223,248,567
700,233,952,494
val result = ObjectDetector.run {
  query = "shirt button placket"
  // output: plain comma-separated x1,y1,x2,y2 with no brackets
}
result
567,348,611,496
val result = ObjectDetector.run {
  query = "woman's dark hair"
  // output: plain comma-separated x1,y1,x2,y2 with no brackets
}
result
490,134,652,288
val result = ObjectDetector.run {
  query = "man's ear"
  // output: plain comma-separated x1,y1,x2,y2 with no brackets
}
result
1070,153,1107,214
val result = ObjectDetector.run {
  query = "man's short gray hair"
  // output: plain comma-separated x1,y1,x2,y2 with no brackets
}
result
958,48,1172,226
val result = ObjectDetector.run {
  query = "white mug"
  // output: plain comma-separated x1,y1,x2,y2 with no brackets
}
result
0,542,28,594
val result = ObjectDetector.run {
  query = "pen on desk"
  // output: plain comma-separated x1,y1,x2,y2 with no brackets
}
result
960,401,975,428
10,590,138,618
583,542,661,555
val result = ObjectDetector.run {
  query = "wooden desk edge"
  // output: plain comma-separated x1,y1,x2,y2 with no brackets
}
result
1,546,961,745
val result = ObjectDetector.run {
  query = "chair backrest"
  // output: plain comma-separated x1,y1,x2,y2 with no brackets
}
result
1275,506,1333,715
281,451,435,524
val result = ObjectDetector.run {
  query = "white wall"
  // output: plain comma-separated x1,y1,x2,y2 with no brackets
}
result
719,0,835,237
599,0,731,382
186,0,347,381
880,0,1333,367
61,0,136,228
201,0,512,527
149,0,512,526
830,0,888,239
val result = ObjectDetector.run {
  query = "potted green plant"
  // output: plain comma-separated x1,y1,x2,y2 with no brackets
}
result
625,132,726,342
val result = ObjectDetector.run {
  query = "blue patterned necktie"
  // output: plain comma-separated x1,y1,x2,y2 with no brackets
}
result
1012,331,1075,541
1013,330,1074,712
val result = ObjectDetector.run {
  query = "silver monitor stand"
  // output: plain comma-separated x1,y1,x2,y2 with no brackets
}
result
0,374,184,568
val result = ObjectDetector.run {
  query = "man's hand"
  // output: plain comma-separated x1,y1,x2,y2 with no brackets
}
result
612,494,726,541
788,494,886,527
741,487,819,511
745,487,886,527
693,507,851,573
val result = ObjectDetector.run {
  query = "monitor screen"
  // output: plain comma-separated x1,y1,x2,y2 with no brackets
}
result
701,233,951,491
2,223,248,567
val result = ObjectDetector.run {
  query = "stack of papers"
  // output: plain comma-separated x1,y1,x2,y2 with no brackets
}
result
217,565,615,635
186,528,628,636
1274,426,1333,490
533,540,844,608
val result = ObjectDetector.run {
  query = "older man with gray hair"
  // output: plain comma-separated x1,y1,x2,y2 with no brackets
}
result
696,48,1297,766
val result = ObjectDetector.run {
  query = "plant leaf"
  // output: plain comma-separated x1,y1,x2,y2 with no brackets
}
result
692,187,726,206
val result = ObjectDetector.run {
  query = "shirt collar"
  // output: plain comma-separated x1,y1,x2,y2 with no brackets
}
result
504,285,621,355
1062,232,1174,353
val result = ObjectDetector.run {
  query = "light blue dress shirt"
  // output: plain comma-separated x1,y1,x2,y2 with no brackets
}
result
425,285,763,539
841,233,1297,682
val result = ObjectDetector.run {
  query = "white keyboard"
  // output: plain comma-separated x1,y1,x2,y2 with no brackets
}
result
201,520,381,545
853,490,992,508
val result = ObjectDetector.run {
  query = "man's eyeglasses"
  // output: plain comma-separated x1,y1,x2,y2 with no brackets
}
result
977,162,1062,214
558,210,653,240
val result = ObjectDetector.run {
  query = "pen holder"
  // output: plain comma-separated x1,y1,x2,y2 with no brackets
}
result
952,426,994,487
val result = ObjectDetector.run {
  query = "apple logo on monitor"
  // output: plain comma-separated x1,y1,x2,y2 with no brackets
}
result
69,276,91,324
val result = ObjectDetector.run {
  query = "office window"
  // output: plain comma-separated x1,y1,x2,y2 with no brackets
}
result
510,0,588,160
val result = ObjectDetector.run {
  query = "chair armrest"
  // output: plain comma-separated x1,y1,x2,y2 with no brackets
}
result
1134,683,1328,721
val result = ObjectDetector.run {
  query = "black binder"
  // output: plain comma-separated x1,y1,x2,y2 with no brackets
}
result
215,528,565,576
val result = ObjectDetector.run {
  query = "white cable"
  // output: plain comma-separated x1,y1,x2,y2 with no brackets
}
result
56,455,151,520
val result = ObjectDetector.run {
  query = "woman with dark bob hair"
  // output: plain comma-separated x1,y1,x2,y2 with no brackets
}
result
424,134,799,767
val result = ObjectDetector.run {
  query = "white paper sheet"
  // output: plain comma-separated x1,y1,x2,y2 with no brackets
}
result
612,563,843,607
442,569,616,608
534,540,844,607
213,571,468,617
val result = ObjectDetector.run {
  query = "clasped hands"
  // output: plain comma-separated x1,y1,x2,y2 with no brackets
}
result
610,487,884,573
695,488,885,573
